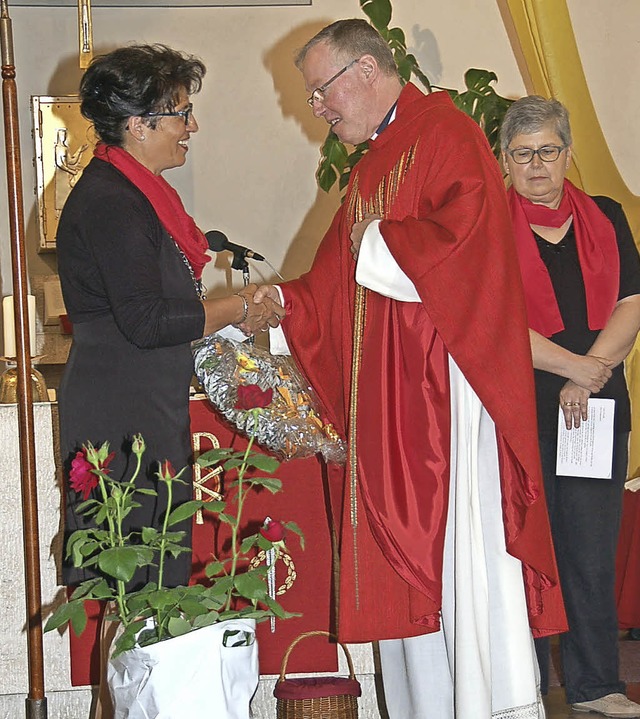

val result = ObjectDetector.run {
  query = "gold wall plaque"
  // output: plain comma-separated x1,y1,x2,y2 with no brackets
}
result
32,95,96,252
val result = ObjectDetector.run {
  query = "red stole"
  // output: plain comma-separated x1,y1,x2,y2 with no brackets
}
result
94,143,210,280
508,181,619,337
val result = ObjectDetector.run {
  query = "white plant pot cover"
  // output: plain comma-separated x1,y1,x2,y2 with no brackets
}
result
107,618,259,719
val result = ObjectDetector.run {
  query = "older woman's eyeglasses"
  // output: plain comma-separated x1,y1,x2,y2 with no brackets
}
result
307,59,360,107
508,145,566,164
144,103,194,126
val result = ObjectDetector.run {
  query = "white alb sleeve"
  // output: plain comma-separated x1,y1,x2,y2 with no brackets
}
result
268,286,291,356
355,220,421,302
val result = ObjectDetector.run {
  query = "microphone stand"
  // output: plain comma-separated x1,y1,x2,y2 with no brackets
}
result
230,250,253,344
230,250,250,288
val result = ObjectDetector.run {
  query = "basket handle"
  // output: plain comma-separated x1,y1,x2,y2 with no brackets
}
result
278,630,356,682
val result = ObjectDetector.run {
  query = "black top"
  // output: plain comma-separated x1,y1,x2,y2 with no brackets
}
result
57,157,206,587
534,195,640,435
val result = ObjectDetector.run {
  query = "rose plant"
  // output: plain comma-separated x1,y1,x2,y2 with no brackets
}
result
45,392,303,659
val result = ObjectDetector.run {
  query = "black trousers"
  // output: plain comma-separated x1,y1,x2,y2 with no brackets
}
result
535,431,628,704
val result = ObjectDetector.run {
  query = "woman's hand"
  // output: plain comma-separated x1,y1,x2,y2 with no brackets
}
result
236,284,285,335
350,213,381,260
566,354,613,393
558,380,591,429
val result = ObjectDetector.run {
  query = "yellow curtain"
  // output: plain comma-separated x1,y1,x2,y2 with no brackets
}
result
500,0,640,477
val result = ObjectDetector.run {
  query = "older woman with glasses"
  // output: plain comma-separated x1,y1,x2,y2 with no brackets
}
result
501,95,640,718
57,44,284,595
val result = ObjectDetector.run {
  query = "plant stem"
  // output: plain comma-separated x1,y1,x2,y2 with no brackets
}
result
155,474,174,641
96,472,129,626
224,411,257,612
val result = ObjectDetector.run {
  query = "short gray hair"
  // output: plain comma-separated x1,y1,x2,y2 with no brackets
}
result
499,95,572,151
295,19,398,78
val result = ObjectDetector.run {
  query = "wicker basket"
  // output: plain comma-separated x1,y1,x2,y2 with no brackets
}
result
274,630,361,719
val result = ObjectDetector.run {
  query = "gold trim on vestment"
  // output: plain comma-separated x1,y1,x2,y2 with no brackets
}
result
346,142,418,610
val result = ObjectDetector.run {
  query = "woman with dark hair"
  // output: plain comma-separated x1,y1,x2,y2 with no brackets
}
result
57,44,283,590
501,95,640,718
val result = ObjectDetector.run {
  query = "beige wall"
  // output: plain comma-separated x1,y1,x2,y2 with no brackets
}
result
568,0,640,196
0,0,637,303
0,0,524,301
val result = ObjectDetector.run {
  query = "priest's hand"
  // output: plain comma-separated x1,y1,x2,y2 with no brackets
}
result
350,213,381,260
236,284,285,335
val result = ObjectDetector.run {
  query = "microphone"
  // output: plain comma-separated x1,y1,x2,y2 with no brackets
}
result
205,230,265,262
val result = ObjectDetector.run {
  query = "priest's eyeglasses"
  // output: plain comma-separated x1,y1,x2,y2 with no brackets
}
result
307,59,360,107
507,145,566,164
144,103,194,126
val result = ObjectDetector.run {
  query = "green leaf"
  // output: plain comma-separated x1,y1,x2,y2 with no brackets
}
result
201,500,226,514
167,616,192,637
76,499,100,514
98,546,140,582
246,476,282,493
257,534,275,551
360,0,392,32
387,26,406,46
197,448,236,467
166,501,208,527
240,534,259,554
192,611,220,629
263,594,288,619
88,579,114,601
317,132,349,193
141,527,159,543
395,54,413,84
69,578,104,600
234,571,268,601
284,521,305,550
44,599,85,633
208,575,234,595
178,599,209,618
243,455,280,473
204,560,225,578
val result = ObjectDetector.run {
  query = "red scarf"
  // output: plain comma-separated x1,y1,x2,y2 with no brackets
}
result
508,180,619,337
94,143,210,280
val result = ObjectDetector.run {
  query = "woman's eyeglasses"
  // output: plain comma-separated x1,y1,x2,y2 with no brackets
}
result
507,145,566,164
144,103,194,126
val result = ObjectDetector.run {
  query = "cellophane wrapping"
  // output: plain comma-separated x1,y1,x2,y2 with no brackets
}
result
192,335,346,463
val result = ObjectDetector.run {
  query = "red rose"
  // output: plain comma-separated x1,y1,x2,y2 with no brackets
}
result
260,518,286,543
69,450,99,500
159,460,175,480
235,384,273,410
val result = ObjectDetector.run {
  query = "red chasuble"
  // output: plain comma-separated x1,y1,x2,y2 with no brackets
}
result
280,84,567,642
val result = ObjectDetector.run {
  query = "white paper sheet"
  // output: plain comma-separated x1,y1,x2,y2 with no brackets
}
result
556,398,615,479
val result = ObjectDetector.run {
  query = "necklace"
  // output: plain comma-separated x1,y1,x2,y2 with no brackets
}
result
172,238,207,300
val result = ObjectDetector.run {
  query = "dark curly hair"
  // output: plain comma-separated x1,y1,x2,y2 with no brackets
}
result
80,44,206,146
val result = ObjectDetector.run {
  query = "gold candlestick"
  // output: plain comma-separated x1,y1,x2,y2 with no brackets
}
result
0,358,48,404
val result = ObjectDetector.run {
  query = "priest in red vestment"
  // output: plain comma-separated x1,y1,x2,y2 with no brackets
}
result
258,19,567,718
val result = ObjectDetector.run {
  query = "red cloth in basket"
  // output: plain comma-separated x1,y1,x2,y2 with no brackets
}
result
274,676,362,700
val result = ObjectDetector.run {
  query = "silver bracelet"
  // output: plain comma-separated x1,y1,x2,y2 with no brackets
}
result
234,293,249,324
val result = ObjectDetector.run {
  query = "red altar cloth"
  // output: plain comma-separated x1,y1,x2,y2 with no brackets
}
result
68,397,337,686
616,489,640,629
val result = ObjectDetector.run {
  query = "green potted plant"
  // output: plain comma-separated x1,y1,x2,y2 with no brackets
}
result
317,0,513,192
45,389,303,719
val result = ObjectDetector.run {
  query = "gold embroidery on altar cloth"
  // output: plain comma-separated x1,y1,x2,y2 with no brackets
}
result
191,431,223,524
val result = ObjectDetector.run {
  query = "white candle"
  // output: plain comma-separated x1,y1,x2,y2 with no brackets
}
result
3,295,37,358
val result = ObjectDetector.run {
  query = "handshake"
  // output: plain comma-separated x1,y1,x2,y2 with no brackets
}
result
234,283,283,336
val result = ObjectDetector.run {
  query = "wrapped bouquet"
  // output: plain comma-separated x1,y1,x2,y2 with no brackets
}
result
193,336,346,464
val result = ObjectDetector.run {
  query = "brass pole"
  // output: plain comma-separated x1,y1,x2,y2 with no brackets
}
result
0,2,48,717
